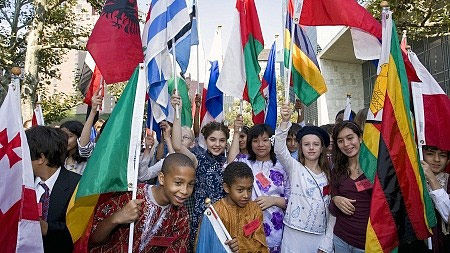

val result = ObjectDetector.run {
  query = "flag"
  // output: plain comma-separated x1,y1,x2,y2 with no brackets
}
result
284,3,327,106
409,51,450,152
263,42,277,130
0,83,43,252
400,31,408,55
216,0,265,116
200,27,223,128
86,0,144,84
143,0,190,126
32,103,45,126
361,11,436,252
168,76,193,128
66,65,147,249
298,0,382,60
168,0,199,74
83,66,104,106
343,96,352,121
196,206,232,253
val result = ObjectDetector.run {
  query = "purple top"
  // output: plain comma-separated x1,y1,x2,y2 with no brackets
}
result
330,173,372,249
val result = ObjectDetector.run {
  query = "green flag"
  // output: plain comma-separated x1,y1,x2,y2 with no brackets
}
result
168,76,193,128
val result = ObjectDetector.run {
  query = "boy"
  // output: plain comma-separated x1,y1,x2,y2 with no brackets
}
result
206,162,268,253
89,153,196,252
286,123,301,160
422,145,450,252
26,126,81,252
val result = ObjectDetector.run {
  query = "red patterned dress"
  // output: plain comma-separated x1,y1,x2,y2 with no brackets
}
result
90,184,190,253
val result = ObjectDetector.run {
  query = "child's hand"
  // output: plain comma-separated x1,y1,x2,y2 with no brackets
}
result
144,134,154,149
255,196,275,211
280,104,291,123
294,99,303,113
225,237,239,252
195,93,201,107
91,89,103,110
113,199,144,224
234,115,243,133
171,94,182,108
160,121,172,140
332,196,356,215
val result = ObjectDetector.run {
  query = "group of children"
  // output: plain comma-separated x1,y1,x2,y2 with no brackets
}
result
25,91,449,253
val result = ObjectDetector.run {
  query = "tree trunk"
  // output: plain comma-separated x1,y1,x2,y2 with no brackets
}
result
22,0,46,121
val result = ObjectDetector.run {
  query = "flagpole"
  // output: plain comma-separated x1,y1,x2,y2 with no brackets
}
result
195,0,201,94
172,37,180,119
285,0,302,104
128,64,146,253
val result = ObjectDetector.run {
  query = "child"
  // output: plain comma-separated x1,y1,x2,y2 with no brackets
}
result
238,126,250,157
228,119,289,252
329,121,371,252
286,123,301,160
89,153,196,252
171,94,230,248
204,162,268,252
26,126,81,252
422,145,450,252
60,120,88,174
274,104,335,253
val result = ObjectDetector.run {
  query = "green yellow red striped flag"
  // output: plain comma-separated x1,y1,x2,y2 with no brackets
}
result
361,10,436,252
66,65,146,251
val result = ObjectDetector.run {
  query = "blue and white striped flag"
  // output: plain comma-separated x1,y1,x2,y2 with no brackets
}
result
168,0,199,73
142,0,190,124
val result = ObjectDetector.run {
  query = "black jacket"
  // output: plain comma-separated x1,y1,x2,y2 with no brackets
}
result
43,167,80,253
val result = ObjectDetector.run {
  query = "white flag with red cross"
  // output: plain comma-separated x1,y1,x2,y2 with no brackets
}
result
0,83,43,252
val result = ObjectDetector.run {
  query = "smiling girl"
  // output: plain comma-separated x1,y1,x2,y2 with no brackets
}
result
330,121,372,253
227,119,290,252
171,94,230,249
274,104,334,253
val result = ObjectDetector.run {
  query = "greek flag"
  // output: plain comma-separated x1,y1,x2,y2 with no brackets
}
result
142,0,190,124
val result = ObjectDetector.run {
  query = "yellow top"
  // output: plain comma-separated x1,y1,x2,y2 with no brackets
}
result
214,198,268,253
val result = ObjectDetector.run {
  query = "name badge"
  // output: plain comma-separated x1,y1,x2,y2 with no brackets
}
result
37,203,42,217
322,185,330,196
255,172,271,189
243,219,260,236
355,179,373,192
149,236,177,247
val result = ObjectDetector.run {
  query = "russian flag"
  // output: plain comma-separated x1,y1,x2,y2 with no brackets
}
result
196,206,232,253
200,27,224,133
263,42,277,130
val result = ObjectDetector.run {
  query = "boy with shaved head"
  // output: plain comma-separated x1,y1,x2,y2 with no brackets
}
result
89,153,196,252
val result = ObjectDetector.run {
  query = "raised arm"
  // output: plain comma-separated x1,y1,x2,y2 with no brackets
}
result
160,121,175,154
227,115,243,164
171,94,198,167
193,93,201,138
274,103,296,175
80,90,103,147
295,99,305,126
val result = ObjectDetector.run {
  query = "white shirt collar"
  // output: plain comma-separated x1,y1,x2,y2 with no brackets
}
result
34,167,61,196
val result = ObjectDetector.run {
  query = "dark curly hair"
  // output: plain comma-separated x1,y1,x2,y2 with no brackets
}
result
223,161,254,186
331,121,362,187
246,124,276,165
60,120,87,163
201,121,230,139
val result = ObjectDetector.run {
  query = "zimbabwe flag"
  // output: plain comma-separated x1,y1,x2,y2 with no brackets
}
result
360,10,436,252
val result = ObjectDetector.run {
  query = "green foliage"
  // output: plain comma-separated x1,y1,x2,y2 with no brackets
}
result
367,0,450,38
40,91,82,124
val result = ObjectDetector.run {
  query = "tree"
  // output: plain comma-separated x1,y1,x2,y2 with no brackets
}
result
367,0,450,38
0,0,103,118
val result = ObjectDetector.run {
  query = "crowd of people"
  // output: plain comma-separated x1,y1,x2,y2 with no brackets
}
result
27,92,449,253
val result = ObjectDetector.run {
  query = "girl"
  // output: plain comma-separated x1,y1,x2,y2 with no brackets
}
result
228,119,290,253
238,125,250,158
171,94,229,249
330,121,372,253
60,121,88,175
274,104,334,253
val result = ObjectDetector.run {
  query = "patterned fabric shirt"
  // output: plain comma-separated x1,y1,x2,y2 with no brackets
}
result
236,157,290,252
188,150,226,249
90,184,190,253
